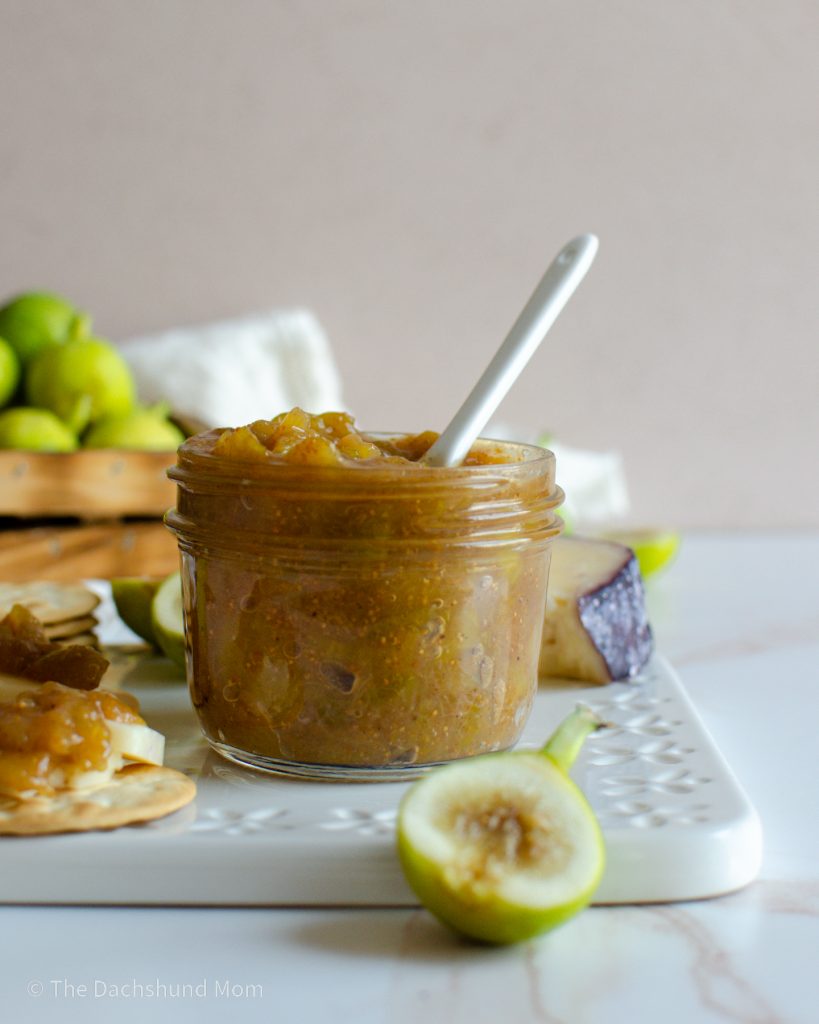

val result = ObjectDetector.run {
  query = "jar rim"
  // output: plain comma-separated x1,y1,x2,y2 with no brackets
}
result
167,429,562,552
169,429,557,493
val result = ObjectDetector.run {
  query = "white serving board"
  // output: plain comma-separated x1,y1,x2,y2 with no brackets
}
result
0,641,761,907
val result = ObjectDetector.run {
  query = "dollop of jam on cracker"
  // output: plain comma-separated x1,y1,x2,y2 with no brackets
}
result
0,600,137,799
0,682,144,798
0,589,196,833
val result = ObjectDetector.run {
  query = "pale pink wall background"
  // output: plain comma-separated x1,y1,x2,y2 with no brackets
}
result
1,1,816,527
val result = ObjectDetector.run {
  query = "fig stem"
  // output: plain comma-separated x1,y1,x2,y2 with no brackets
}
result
67,393,93,435
68,312,91,342
542,704,605,774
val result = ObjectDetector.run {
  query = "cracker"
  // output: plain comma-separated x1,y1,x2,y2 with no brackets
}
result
54,632,99,648
43,616,98,640
0,583,100,625
0,764,197,835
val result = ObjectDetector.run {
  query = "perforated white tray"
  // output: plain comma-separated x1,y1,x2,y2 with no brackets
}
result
0,645,761,906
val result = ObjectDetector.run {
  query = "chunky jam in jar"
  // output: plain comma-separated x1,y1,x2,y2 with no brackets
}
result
166,410,562,780
211,408,508,467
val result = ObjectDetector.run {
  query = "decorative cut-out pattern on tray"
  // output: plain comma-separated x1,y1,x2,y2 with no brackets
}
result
151,660,721,839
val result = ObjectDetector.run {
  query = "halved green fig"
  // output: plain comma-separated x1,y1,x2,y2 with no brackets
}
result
111,577,162,646
397,705,605,944
600,527,681,578
151,572,186,670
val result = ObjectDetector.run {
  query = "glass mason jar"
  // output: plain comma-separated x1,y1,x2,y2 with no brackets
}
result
165,431,562,780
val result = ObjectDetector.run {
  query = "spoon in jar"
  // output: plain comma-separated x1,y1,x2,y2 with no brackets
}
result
422,233,599,467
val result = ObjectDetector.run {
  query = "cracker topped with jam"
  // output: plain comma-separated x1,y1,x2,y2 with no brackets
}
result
0,591,195,835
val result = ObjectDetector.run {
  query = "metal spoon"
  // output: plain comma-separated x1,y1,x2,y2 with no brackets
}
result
422,234,599,467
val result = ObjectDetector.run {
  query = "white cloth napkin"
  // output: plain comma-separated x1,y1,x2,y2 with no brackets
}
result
118,309,344,428
488,421,630,526
546,440,630,526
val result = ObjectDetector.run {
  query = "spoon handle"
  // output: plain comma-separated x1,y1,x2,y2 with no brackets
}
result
423,233,599,468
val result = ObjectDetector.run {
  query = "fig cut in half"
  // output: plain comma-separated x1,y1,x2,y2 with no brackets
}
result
397,705,605,944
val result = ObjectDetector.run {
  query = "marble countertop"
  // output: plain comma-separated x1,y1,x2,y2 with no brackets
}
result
2,532,816,1024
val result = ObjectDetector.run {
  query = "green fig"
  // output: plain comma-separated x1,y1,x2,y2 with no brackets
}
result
0,291,89,364
0,407,78,452
397,705,605,944
600,528,681,578
0,337,21,408
83,403,185,450
111,577,163,646
151,571,186,670
26,336,135,434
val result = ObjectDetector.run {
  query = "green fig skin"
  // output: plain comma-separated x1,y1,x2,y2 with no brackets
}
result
83,407,185,451
0,407,78,452
398,754,604,944
0,292,86,364
111,577,162,646
396,707,606,945
151,572,186,670
0,336,21,407
25,336,135,433
153,617,186,669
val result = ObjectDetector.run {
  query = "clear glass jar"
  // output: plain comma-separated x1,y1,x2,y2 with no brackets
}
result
165,431,562,780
